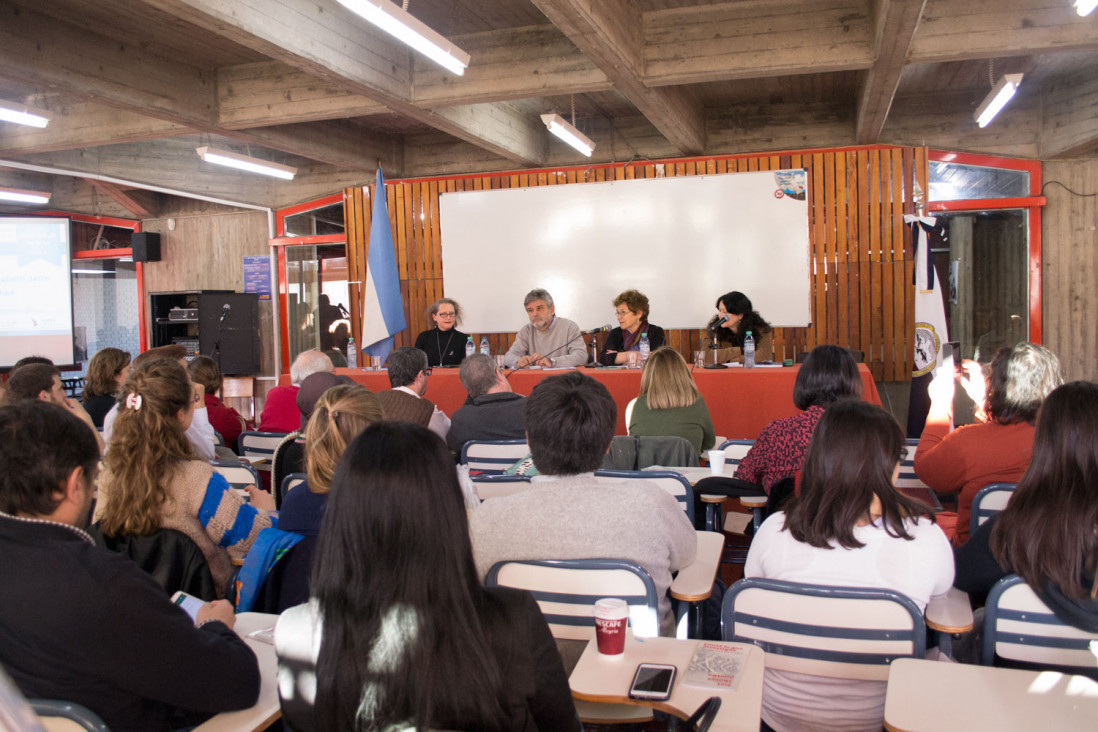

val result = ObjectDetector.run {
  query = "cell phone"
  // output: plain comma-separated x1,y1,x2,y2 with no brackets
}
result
628,663,677,701
171,590,205,622
939,342,955,377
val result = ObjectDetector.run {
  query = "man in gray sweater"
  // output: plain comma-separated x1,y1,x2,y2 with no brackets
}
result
469,372,697,636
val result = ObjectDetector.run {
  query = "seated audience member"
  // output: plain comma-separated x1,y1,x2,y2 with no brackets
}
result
270,371,354,495
705,291,774,364
504,289,587,369
95,359,277,597
188,355,251,448
81,347,131,428
102,345,218,461
375,347,450,440
470,372,697,636
954,381,1098,630
275,422,580,731
916,342,1061,545
414,297,469,367
746,400,953,731
446,354,526,453
0,401,259,732
735,344,862,493
322,321,350,368
599,289,666,366
259,350,334,433
11,355,53,370
628,346,715,456
4,362,103,451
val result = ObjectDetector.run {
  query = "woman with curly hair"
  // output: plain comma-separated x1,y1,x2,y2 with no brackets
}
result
95,358,276,596
599,289,665,366
706,291,774,364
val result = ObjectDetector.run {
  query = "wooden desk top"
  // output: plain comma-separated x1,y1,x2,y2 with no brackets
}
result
570,636,765,732
194,612,281,732
883,657,1098,732
670,531,724,602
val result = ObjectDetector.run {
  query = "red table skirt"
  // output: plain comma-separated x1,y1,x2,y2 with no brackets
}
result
282,364,880,440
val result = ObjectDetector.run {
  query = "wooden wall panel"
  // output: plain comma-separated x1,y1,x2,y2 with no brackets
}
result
345,146,924,381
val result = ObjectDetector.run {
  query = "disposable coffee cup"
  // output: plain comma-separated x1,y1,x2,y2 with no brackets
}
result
593,598,628,656
370,355,382,370
708,449,727,476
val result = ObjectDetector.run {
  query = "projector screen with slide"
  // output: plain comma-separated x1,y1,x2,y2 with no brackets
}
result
0,217,74,368
439,169,810,335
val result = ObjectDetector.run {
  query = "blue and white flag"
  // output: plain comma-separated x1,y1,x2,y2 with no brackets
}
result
361,167,406,361
905,214,950,436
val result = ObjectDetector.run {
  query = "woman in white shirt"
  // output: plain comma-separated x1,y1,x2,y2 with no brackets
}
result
745,400,954,732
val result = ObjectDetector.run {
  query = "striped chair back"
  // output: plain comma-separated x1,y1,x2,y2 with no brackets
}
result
970,483,1017,537
716,438,754,469
237,431,287,462
459,439,529,475
210,460,259,492
279,472,308,504
470,474,531,501
593,469,695,525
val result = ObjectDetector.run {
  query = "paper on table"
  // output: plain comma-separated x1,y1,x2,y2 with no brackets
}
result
681,642,748,691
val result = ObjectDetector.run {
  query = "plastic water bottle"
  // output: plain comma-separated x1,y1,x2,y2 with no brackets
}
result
743,331,756,369
479,336,490,356
639,332,650,364
346,337,358,368
465,336,475,360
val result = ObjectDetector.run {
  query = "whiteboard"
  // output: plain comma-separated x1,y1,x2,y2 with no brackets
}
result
438,169,810,334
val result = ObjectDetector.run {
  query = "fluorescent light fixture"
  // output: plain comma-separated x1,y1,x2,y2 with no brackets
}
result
1075,0,1098,16
337,0,471,75
974,74,1023,128
0,100,51,128
195,146,297,180
540,113,595,157
0,186,51,204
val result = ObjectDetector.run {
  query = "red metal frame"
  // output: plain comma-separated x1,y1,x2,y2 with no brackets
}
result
269,232,348,370
927,150,1043,344
274,192,344,237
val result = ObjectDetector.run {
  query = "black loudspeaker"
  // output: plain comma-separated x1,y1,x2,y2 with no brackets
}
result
131,232,162,262
198,292,260,375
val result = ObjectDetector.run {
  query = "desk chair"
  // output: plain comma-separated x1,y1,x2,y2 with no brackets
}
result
594,469,695,526
722,578,926,681
486,558,659,725
209,460,260,493
970,482,1016,538
279,472,308,505
470,474,531,501
237,431,286,466
897,438,954,508
29,700,110,732
459,439,529,475
982,574,1098,680
707,438,757,535
271,432,304,508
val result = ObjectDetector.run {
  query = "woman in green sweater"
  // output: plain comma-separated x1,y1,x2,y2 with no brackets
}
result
628,347,716,456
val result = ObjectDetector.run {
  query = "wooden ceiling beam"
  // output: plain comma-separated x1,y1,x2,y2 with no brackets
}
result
532,0,705,155
0,102,189,156
1038,69,1098,159
855,0,927,144
643,0,874,87
225,121,400,173
89,180,153,217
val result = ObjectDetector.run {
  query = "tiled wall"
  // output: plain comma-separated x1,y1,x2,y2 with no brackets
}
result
72,263,140,378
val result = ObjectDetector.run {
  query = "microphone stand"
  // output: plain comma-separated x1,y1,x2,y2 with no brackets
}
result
212,307,229,372
704,326,727,369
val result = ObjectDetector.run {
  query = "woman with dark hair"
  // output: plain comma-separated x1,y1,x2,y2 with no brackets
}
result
187,355,251,448
954,381,1098,630
274,422,580,732
746,400,953,731
735,345,862,493
81,347,130,428
413,297,469,367
706,291,774,364
628,346,715,455
599,289,665,365
916,342,1062,545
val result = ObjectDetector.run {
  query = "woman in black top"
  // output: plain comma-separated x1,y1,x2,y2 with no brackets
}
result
599,289,665,365
81,347,130,428
413,297,469,367
706,291,774,363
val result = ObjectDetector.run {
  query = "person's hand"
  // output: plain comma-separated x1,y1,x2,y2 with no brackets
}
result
196,599,236,628
191,382,207,410
516,355,532,368
927,365,955,410
536,355,553,368
246,485,276,511
957,360,986,405
63,397,96,428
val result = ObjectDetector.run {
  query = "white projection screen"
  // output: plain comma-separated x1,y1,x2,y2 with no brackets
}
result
439,169,810,334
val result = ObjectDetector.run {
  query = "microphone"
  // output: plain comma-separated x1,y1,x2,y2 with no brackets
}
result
219,303,231,324
712,314,729,329
583,324,613,336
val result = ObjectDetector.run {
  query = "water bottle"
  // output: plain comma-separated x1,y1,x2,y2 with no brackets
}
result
465,336,475,360
479,336,490,356
346,337,358,368
744,330,756,369
639,332,650,364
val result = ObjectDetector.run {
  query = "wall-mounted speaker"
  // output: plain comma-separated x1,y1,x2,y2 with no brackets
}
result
131,232,161,262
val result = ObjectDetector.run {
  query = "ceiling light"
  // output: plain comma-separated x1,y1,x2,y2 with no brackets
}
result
1075,0,1097,16
0,186,52,204
974,74,1023,128
0,100,52,128
195,146,297,180
541,113,595,157
337,0,471,75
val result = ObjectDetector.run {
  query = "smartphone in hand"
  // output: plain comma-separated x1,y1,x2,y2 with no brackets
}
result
171,590,205,622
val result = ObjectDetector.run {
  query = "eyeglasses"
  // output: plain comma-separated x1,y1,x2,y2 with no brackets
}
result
436,312,456,318
423,368,433,375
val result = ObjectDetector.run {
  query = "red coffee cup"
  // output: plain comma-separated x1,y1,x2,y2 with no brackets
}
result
593,598,628,656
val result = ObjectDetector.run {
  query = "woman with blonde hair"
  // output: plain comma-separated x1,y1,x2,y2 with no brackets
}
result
628,346,715,455
81,347,130,428
95,358,276,597
279,384,385,538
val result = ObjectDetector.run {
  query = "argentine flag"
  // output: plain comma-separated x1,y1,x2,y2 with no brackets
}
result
361,167,406,362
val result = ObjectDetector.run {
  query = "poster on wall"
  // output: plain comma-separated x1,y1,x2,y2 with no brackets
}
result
243,255,271,301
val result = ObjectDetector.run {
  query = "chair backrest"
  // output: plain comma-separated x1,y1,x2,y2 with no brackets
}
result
272,432,305,509
722,578,926,681
593,469,695,525
895,438,929,492
486,558,660,640
970,482,1017,537
237,430,288,459
212,430,225,447
470,474,531,501
624,397,637,428
210,460,259,492
28,700,109,732
982,574,1098,678
459,439,529,475
280,472,308,504
715,438,754,469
